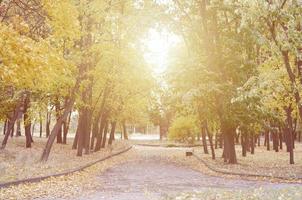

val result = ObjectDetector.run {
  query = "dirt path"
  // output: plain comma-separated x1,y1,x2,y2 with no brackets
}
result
75,146,300,200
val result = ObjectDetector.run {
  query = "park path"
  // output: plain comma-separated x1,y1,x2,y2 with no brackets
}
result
75,146,298,200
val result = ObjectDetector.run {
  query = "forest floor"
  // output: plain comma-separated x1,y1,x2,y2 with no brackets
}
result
193,142,302,179
0,136,130,183
0,145,301,200
134,139,302,180
0,139,301,199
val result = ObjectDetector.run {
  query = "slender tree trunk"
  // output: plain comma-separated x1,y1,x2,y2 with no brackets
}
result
265,130,270,151
94,113,107,152
72,125,79,150
55,98,62,144
16,117,21,137
235,132,240,144
219,133,223,148
122,121,128,140
23,92,32,148
63,111,71,144
222,132,229,162
201,121,208,154
108,121,116,145
285,107,294,164
228,131,237,164
39,112,43,138
90,111,101,150
76,109,87,156
205,121,215,159
40,80,79,162
101,120,109,148
241,132,247,157
1,95,25,149
3,120,7,135
46,110,51,138
250,132,255,154
10,122,14,138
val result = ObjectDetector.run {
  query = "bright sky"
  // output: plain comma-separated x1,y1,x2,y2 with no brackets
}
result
143,28,180,74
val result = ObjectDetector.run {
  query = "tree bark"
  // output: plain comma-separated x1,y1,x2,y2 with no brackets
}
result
55,98,62,144
101,120,109,148
241,132,247,157
39,112,43,138
285,106,294,164
23,92,32,148
122,121,128,140
46,109,51,138
201,121,208,154
94,113,107,152
62,111,71,144
1,104,21,149
40,80,79,162
108,121,116,145
205,121,215,159
265,130,270,151
250,132,255,154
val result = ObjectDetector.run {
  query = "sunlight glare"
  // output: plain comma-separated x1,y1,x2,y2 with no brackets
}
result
143,29,180,74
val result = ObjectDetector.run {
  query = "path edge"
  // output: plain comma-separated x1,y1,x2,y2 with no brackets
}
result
0,146,133,189
193,154,302,182
135,143,302,182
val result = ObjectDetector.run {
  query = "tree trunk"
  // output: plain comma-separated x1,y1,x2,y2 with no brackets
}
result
10,122,14,138
72,125,79,149
214,134,218,149
285,107,294,164
63,111,71,144
235,132,240,144
40,80,79,162
94,113,107,152
241,132,247,157
227,131,237,164
122,121,128,140
205,121,215,159
55,99,62,144
76,108,88,156
16,118,21,137
101,120,109,148
39,112,43,138
222,132,229,162
250,132,255,154
201,121,208,154
23,92,32,148
108,121,116,145
3,120,7,135
265,130,270,151
90,111,102,150
46,110,51,138
219,133,223,148
1,103,21,149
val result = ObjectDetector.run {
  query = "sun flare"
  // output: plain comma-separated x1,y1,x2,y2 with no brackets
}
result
143,28,180,74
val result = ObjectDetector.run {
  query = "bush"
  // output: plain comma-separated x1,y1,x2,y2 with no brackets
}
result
168,115,198,144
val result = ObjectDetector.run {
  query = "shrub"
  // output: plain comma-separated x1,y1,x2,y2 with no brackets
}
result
168,115,198,144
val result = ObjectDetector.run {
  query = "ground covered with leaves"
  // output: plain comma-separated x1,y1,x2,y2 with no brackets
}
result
135,140,302,180
193,142,302,180
0,136,130,183
166,186,302,200
0,142,301,200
